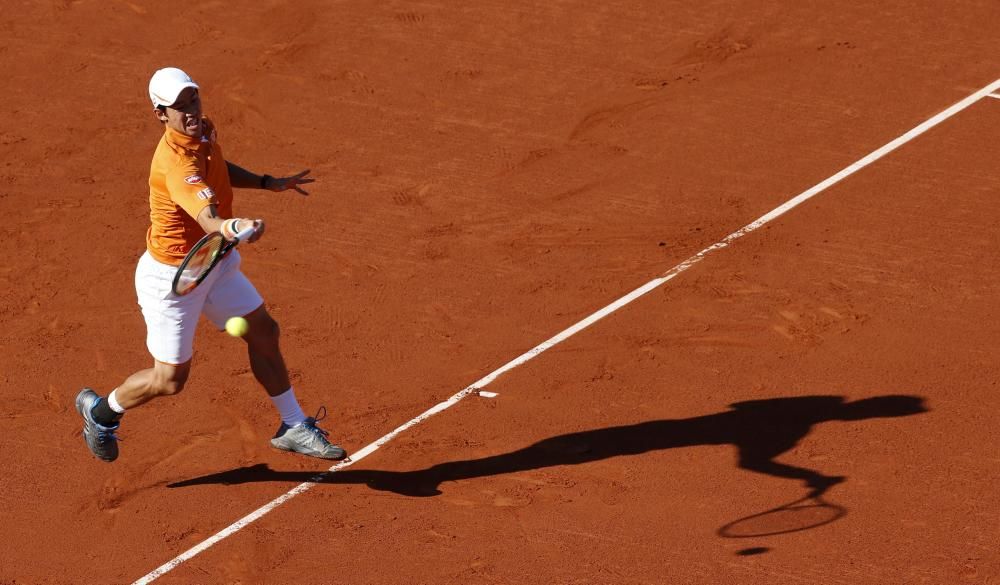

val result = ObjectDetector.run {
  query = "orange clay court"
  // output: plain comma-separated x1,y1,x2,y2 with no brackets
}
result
2,1,1000,584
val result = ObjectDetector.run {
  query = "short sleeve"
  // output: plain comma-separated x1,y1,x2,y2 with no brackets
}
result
165,158,218,219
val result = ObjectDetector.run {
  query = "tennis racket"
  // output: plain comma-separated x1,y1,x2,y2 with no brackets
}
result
171,224,256,296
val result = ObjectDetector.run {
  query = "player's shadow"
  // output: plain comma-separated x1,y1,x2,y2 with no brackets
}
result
169,394,927,498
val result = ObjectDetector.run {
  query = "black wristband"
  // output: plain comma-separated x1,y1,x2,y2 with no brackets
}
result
260,174,272,189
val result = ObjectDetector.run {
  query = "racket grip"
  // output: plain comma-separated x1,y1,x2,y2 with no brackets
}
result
235,223,257,242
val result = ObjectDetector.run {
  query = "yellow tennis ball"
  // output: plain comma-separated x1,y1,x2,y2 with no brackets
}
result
225,316,249,337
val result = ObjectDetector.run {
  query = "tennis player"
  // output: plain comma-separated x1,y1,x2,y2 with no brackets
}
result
75,67,346,463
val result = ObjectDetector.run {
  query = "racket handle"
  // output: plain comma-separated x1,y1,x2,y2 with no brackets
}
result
235,223,257,242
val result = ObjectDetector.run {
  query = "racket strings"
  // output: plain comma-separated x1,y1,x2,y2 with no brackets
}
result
175,234,225,294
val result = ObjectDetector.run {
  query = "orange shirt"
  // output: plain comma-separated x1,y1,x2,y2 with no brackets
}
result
146,117,234,265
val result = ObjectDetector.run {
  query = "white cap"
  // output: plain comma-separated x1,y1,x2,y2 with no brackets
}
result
148,67,200,108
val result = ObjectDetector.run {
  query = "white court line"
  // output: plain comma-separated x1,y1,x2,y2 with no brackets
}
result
987,93,1000,100
131,78,1000,585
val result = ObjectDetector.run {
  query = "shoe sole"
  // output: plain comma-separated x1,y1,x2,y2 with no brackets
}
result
271,440,347,460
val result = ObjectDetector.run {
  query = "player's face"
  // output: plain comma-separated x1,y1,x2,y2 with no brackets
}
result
158,87,202,137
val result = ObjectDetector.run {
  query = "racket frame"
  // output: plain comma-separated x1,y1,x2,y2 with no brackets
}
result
171,224,256,296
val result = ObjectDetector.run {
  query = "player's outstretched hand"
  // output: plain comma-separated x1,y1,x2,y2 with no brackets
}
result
265,170,314,195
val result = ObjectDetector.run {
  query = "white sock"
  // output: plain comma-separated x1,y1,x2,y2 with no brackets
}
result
269,387,307,427
108,389,126,414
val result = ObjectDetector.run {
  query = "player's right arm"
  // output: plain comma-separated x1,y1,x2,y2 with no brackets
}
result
195,204,265,243
165,163,263,242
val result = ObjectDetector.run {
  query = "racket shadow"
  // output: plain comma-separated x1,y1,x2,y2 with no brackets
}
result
169,393,927,528
718,492,847,539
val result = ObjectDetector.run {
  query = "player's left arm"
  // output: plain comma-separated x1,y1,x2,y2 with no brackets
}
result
226,161,314,195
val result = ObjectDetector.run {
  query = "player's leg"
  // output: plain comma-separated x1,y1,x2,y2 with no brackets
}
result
242,304,291,397
76,360,192,462
244,313,346,460
111,359,193,408
203,251,346,460
76,251,205,462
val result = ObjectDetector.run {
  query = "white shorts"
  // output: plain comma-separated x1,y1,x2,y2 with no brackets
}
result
135,249,264,364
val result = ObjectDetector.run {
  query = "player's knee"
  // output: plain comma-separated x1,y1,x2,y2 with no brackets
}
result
265,314,280,339
156,378,187,396
243,309,281,351
253,313,280,342
150,365,190,396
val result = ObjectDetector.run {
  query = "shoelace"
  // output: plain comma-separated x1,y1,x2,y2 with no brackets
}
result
95,425,120,446
88,399,121,446
304,406,331,439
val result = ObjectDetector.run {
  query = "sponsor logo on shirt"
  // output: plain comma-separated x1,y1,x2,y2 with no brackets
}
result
196,187,215,201
185,175,204,185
